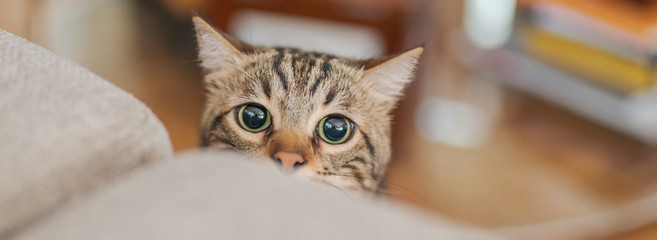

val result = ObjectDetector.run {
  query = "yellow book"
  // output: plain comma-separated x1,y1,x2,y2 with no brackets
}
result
522,28,654,93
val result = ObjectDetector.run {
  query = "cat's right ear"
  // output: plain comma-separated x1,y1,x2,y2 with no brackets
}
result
193,17,253,72
360,46,423,103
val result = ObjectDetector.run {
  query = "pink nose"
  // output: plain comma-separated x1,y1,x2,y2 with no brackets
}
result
272,151,306,171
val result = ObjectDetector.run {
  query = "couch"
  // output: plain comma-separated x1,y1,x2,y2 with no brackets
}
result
0,29,499,239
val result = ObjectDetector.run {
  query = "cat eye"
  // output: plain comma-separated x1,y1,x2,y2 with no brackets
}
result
236,104,271,132
318,115,353,144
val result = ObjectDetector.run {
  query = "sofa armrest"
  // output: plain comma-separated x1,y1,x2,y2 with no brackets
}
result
0,29,173,237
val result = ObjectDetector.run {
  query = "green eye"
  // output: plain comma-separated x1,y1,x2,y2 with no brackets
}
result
236,104,271,132
318,115,353,144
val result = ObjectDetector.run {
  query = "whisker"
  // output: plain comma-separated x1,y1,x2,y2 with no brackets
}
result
326,172,442,213
223,61,256,81
178,59,201,67
328,183,365,202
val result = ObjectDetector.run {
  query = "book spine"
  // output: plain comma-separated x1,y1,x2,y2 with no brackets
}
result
520,28,655,93
530,1,654,64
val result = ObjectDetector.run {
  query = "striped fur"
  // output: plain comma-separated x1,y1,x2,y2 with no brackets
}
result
194,17,422,193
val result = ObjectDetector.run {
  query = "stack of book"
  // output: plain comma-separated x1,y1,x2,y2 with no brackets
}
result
517,0,657,94
464,0,657,143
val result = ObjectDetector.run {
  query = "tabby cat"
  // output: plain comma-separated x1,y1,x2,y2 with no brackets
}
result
193,17,422,193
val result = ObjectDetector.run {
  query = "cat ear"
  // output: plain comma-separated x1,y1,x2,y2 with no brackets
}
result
193,17,255,72
361,46,423,103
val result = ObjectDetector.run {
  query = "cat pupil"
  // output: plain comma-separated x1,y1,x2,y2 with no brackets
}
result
243,105,266,129
323,117,348,141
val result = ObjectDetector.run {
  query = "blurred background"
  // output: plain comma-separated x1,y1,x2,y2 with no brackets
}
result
2,0,657,239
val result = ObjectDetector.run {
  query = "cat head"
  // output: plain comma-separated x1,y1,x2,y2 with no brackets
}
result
193,17,422,193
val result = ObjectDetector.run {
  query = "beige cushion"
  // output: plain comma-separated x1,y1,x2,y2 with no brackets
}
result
14,150,499,240
0,29,173,237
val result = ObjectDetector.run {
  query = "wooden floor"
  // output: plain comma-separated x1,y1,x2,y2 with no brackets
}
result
78,3,657,239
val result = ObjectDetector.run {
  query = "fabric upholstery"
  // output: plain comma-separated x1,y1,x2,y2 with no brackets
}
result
0,29,173,237
14,150,499,240
0,28,499,240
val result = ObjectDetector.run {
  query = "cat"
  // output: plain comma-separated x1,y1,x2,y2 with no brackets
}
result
193,17,422,194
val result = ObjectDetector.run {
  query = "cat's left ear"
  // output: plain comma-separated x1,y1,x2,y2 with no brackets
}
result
193,17,255,72
360,46,424,103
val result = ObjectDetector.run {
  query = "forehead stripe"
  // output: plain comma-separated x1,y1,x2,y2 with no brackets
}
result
310,60,331,94
324,90,336,105
261,78,271,99
310,76,323,94
272,51,289,91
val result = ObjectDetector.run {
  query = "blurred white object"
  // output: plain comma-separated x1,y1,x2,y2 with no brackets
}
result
229,10,385,58
464,0,516,49
415,97,494,148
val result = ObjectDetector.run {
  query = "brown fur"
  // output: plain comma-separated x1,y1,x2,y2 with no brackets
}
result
193,17,422,193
